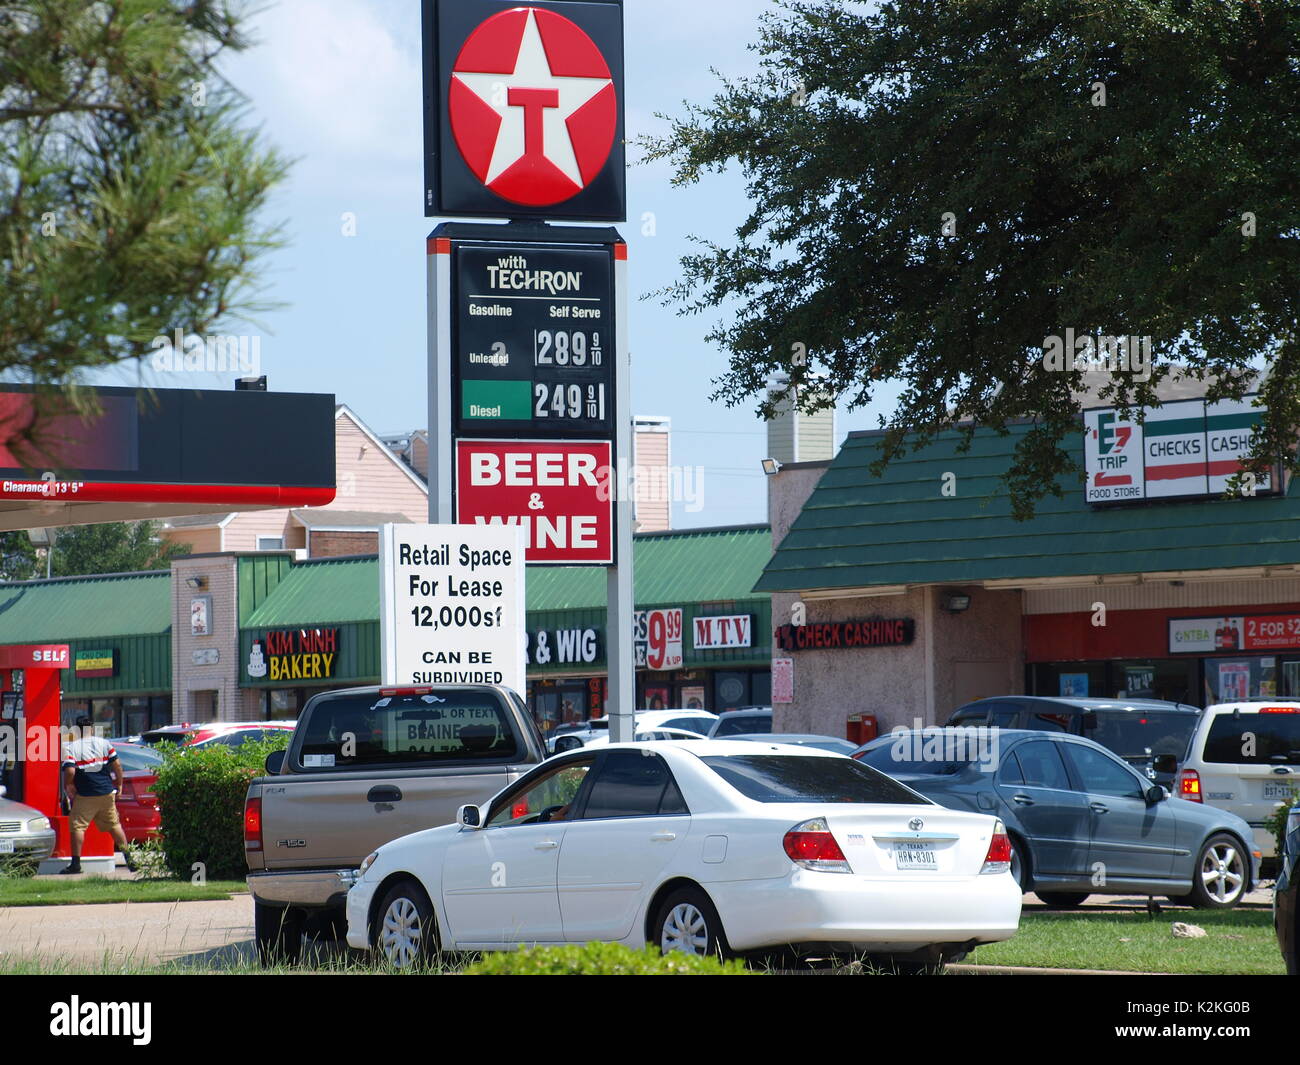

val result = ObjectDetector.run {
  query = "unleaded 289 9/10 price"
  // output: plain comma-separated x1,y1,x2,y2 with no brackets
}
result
535,329,603,367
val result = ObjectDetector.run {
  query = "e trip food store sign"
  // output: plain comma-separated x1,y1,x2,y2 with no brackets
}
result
1084,396,1280,505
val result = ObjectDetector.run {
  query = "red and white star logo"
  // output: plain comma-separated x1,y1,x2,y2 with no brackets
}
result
448,7,617,207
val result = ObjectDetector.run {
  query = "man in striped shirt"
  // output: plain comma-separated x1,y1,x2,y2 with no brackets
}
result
59,716,136,874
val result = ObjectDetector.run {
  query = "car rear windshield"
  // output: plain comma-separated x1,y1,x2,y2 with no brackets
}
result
658,716,713,735
1085,711,1197,758
296,690,521,768
1203,712,1300,765
856,746,972,776
700,755,925,804
713,715,772,736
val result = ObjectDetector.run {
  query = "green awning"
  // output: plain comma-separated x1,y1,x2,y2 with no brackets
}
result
0,572,172,643
755,424,1300,593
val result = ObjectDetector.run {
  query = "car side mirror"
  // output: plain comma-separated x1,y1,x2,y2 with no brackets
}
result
1146,785,1168,804
1152,754,1178,776
458,804,484,829
264,749,286,775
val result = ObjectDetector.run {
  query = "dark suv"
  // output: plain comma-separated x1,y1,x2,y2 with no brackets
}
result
946,696,1201,789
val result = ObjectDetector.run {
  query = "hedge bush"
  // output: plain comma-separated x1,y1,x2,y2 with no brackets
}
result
151,734,289,880
1267,793,1298,861
462,942,752,975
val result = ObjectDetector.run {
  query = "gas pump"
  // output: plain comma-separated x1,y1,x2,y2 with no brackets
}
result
0,644,115,873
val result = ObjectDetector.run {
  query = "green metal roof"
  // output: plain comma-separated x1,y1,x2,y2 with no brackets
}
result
755,424,1300,593
242,525,773,629
0,571,172,643
244,556,379,628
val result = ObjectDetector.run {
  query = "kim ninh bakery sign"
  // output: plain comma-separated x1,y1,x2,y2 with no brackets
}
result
247,628,341,682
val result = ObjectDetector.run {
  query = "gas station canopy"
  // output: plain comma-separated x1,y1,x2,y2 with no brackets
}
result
0,385,336,532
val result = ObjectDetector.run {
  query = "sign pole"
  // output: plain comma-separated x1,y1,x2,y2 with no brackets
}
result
608,242,634,743
427,235,453,524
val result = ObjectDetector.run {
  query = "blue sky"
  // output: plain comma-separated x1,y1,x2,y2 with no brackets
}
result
103,0,899,528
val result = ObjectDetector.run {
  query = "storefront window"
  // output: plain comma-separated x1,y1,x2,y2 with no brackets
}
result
1030,660,1197,705
265,689,302,721
1202,656,1279,703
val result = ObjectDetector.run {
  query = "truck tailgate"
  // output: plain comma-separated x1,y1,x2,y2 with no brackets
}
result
260,765,518,868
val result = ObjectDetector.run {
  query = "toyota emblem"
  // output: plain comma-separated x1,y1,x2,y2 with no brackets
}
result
908,817,924,831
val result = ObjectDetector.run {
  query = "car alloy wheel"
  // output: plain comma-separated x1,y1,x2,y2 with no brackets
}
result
1198,839,1245,906
376,883,438,970
661,901,709,955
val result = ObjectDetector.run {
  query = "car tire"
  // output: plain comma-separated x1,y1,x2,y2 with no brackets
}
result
1187,833,1248,909
654,886,731,960
373,880,440,969
1036,892,1090,908
1009,838,1030,892
254,901,304,967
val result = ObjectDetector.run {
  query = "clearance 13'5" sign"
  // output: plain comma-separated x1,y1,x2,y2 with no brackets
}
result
422,0,626,221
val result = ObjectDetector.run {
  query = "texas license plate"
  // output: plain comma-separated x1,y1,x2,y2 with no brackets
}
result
0,839,14,854
894,842,937,870
1264,782,1297,800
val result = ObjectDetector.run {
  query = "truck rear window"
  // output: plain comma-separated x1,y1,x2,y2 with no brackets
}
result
295,691,520,768
1204,712,1300,765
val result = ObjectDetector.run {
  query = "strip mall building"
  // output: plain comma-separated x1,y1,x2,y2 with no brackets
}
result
759,392,1300,737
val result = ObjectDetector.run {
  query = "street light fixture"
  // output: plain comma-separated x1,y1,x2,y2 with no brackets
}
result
761,458,782,476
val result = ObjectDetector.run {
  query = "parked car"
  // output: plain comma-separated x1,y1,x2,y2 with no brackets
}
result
855,729,1258,909
111,741,164,845
141,721,296,749
552,710,718,753
549,718,608,754
0,795,56,865
1275,801,1299,975
245,684,547,964
731,733,858,756
1171,700,1300,860
579,726,707,749
946,696,1200,788
345,740,1021,970
709,707,773,737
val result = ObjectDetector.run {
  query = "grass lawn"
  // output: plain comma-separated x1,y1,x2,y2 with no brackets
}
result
0,875,248,907
968,908,1285,975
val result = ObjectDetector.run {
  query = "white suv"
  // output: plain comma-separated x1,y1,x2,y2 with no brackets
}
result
1175,700,1300,858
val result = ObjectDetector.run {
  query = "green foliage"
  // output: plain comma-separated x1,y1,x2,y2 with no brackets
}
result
461,942,752,976
151,733,289,880
49,521,190,576
1266,793,1298,860
0,852,40,878
0,531,38,581
0,0,289,455
643,0,1300,517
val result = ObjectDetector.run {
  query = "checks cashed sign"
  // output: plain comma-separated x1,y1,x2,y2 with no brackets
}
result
455,439,613,564
1084,396,1278,505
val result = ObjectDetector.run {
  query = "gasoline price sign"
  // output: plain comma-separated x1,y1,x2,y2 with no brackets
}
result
454,242,614,437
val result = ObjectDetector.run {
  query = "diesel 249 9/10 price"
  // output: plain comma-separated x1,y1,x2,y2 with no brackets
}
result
535,382,607,421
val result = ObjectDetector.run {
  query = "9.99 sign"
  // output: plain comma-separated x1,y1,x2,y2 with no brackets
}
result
635,608,683,671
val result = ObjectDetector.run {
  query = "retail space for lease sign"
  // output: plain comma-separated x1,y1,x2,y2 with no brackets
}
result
1084,396,1279,505
379,523,526,691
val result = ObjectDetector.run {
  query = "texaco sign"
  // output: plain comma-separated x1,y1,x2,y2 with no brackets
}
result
423,1,626,220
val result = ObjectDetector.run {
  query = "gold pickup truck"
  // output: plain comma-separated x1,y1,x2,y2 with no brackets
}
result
245,684,546,963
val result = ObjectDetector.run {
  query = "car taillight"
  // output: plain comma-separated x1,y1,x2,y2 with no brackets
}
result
244,797,263,850
981,821,1012,875
783,817,851,873
1178,769,1202,802
1260,707,1300,714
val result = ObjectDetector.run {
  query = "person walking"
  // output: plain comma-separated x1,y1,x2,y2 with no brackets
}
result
59,716,136,874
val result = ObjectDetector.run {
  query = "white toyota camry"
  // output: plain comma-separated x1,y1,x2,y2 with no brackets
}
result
344,740,1022,968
